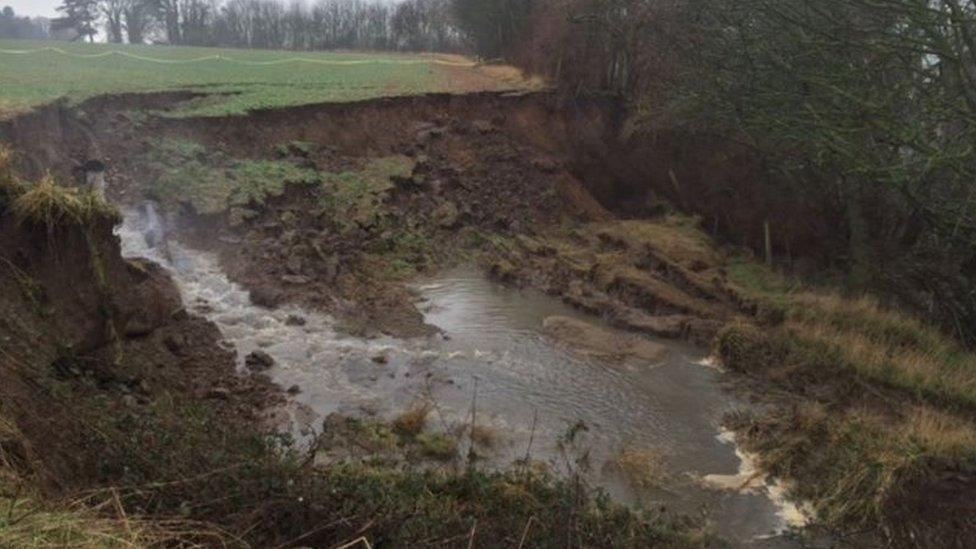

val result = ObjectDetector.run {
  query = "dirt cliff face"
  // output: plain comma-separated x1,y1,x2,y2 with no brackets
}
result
0,199,276,490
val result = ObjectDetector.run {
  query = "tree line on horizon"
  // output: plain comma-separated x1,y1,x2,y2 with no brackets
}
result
0,6,51,39
3,0,521,54
1,0,528,56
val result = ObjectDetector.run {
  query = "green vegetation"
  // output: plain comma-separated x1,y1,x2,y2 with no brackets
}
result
146,137,319,214
1,376,701,548
320,155,414,231
275,140,314,158
0,39,454,117
415,433,459,461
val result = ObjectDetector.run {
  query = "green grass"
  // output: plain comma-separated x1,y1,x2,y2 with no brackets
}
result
0,39,459,117
320,155,414,231
146,137,320,214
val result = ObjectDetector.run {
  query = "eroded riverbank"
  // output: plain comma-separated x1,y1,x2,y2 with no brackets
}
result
118,205,805,544
7,89,973,546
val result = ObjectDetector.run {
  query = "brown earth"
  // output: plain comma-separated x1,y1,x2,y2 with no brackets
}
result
3,88,972,547
0,205,283,491
0,90,743,341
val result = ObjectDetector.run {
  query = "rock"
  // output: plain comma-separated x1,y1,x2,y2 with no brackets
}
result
472,119,495,134
163,333,186,355
542,316,668,365
285,314,307,327
280,211,298,226
532,157,559,174
245,350,275,371
287,384,301,395
285,254,304,274
371,354,389,365
228,207,258,227
123,313,156,338
281,274,312,285
207,387,231,400
124,259,152,281
218,235,242,245
433,201,460,228
250,286,283,308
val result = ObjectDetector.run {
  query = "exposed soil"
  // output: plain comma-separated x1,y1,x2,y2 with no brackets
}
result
4,87,975,546
0,208,282,491
0,90,744,342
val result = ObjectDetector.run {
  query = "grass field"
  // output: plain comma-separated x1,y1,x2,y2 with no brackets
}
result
0,39,526,118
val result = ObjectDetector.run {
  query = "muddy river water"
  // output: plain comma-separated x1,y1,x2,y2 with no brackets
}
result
118,206,805,546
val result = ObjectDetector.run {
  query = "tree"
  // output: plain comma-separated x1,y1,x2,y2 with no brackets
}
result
102,0,125,42
122,0,151,43
0,6,49,38
452,0,533,58
52,0,99,41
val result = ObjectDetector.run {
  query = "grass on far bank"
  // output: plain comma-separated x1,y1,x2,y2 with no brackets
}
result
721,260,976,543
726,260,976,410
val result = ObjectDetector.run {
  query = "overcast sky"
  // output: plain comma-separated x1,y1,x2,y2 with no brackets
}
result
4,0,60,18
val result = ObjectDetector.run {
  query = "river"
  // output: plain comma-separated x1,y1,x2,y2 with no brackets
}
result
117,204,806,546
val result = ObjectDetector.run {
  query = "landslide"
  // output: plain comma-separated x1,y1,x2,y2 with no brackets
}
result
39,90,741,341
6,88,976,546
0,98,710,547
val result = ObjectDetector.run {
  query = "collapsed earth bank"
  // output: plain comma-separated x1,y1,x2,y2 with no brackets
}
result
2,90,975,546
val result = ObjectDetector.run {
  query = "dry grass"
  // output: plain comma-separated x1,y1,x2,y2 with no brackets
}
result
11,175,119,229
589,216,722,271
815,325,972,404
477,64,547,90
900,406,976,459
393,401,431,437
725,259,976,409
616,447,669,489
470,425,499,448
0,147,27,199
0,410,225,549
721,266,976,539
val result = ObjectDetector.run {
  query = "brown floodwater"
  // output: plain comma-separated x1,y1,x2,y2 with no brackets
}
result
118,205,806,546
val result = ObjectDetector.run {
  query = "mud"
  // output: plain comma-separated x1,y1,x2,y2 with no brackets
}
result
0,207,281,489
0,89,800,542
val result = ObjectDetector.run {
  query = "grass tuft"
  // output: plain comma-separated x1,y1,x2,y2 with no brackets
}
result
415,433,458,461
11,175,118,229
616,447,669,489
393,401,431,438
